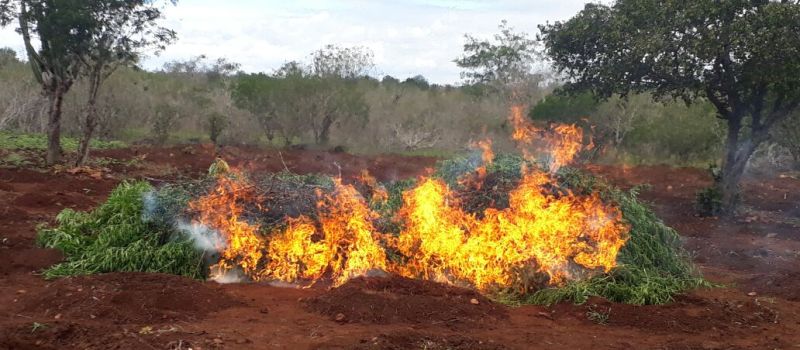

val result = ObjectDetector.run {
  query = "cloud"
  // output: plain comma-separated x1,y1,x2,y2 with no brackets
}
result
0,0,590,84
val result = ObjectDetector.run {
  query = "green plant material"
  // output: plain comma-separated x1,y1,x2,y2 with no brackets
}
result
0,131,126,151
525,169,707,305
37,181,203,279
585,305,611,325
695,164,724,217
0,152,34,168
434,156,706,305
30,322,48,333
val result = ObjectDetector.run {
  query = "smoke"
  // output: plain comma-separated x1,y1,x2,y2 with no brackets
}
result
141,190,226,252
176,220,226,252
209,266,243,284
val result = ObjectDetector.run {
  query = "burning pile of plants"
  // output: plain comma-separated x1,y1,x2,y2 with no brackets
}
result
38,107,705,305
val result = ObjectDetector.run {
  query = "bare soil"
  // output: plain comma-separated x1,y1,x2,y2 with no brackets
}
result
1,145,799,349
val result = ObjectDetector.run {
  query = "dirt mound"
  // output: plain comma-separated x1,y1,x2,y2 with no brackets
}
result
22,272,239,324
321,330,508,350
303,275,507,328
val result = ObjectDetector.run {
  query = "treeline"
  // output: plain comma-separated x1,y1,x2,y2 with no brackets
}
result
2,45,798,168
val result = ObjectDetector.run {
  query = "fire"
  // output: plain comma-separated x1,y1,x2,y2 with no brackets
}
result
459,139,495,189
266,179,387,286
188,105,629,292
509,105,587,173
393,171,627,289
188,174,264,279
358,169,388,205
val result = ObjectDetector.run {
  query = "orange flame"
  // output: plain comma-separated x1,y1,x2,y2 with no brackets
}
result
188,175,264,279
266,179,387,286
358,169,388,205
459,139,495,189
393,171,627,289
188,105,628,291
509,105,587,173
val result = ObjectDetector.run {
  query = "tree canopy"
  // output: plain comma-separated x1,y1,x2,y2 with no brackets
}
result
455,20,539,92
539,0,800,212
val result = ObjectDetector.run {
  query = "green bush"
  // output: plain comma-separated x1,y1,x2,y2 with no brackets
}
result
38,181,203,279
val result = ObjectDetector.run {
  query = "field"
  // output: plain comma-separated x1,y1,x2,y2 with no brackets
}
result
0,144,798,349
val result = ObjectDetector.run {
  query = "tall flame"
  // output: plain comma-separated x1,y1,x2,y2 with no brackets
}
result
188,105,629,292
266,179,387,286
188,175,264,278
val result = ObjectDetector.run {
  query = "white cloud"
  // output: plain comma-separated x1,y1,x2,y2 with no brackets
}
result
0,0,590,84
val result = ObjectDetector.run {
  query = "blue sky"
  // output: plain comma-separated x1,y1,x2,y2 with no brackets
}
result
0,0,592,84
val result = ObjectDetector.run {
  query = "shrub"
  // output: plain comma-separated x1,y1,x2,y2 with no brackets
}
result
694,165,725,217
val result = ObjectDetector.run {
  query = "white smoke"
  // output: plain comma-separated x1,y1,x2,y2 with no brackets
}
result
209,266,244,284
176,220,226,252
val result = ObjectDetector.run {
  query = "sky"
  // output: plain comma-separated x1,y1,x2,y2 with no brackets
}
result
0,0,592,84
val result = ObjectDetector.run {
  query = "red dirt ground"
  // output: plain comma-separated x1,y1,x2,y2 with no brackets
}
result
1,145,799,349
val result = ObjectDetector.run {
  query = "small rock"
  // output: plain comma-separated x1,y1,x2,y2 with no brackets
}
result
335,313,346,322
765,233,777,238
747,291,757,296
235,338,250,344
16,289,26,294
470,298,480,305
54,313,61,320
259,308,269,314
212,338,223,344
666,185,673,191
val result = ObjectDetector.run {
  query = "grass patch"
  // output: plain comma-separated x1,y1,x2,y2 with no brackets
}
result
0,131,126,151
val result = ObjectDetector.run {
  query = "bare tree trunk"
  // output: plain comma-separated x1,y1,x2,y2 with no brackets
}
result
45,84,65,166
76,70,101,166
318,114,333,146
718,116,760,215
76,97,98,166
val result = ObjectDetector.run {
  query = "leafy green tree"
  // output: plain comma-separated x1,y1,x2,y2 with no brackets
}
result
402,75,430,90
233,48,370,147
0,47,18,66
1,0,87,164
381,75,400,85
0,0,175,165
529,92,600,125
540,0,800,213
773,111,800,168
74,0,175,166
455,20,540,99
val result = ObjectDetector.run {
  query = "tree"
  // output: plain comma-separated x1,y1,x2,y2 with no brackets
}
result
402,75,430,90
0,47,18,66
1,0,87,164
310,44,374,79
74,0,175,166
307,46,372,145
455,20,541,99
773,111,800,168
540,0,800,213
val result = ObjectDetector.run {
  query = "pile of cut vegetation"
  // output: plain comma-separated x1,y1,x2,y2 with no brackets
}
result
37,154,706,305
